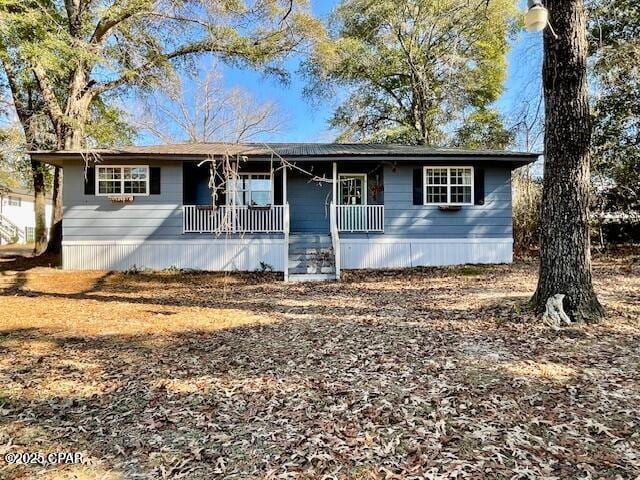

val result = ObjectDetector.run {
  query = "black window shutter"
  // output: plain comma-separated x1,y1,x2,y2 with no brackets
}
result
474,166,485,205
84,167,95,195
273,170,283,205
412,168,423,205
150,167,161,195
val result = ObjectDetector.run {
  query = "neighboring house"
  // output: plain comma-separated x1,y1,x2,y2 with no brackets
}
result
31,143,538,281
0,187,53,245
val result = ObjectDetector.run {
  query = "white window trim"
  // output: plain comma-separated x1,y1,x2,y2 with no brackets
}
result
338,173,368,206
227,171,274,206
423,166,474,206
96,165,150,197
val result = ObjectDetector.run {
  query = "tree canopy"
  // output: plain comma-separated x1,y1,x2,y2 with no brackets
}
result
0,0,322,149
0,0,323,252
589,0,640,213
305,0,516,146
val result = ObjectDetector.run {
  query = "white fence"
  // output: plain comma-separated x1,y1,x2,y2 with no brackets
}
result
336,205,384,232
183,205,285,233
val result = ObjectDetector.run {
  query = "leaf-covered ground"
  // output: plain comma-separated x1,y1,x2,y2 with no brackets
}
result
0,251,639,479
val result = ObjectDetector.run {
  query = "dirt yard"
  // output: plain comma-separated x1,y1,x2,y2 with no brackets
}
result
0,244,35,263
0,252,639,479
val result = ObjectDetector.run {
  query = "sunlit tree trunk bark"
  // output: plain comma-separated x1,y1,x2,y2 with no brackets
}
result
1,61,50,255
44,69,91,255
44,167,63,254
531,0,605,322
30,160,48,254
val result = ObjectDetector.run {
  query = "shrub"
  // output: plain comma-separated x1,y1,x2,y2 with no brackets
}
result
512,167,543,252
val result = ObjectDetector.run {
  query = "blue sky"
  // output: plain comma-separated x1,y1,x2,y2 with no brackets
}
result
148,0,545,150
212,0,338,143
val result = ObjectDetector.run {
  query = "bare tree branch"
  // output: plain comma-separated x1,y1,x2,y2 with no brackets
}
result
131,69,287,144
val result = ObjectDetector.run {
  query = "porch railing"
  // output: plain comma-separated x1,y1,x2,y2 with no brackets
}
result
0,214,24,243
336,205,384,232
183,205,285,233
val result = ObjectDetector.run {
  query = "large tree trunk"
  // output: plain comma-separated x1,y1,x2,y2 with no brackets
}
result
45,109,89,254
531,0,605,322
31,159,48,254
43,83,91,255
2,64,50,255
44,166,63,255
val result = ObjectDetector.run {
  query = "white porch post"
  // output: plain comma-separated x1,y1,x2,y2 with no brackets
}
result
332,162,337,205
282,164,287,205
231,161,237,233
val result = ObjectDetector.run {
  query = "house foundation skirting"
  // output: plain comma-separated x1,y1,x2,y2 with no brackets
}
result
62,239,285,272
63,237,513,272
339,237,513,269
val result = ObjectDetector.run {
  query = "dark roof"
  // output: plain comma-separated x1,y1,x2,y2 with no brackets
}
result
30,142,540,164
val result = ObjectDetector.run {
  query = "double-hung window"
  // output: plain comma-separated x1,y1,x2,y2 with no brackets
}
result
7,196,21,207
96,166,149,196
231,173,272,206
424,166,473,205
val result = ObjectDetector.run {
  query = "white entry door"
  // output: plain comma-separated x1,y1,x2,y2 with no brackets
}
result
339,174,367,205
338,174,367,231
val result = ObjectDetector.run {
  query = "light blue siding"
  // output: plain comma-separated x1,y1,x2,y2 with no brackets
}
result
288,168,332,233
382,164,512,238
63,159,184,240
63,159,514,241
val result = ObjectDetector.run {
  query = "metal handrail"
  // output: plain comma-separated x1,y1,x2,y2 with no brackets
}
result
330,201,341,280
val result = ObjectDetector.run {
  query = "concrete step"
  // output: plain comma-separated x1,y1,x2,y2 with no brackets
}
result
290,242,332,248
288,273,337,283
289,235,331,244
288,257,336,268
289,240,332,245
288,255,335,263
288,247,333,255
289,252,322,260
289,264,336,274
288,249,333,256
287,233,336,280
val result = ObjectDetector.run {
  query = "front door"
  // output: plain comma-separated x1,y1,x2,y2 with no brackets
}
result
338,174,367,205
337,174,368,231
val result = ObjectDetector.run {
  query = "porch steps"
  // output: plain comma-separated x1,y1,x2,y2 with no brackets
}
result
288,273,336,283
287,234,336,281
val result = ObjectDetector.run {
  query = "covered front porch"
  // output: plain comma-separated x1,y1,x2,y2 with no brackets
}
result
181,160,385,235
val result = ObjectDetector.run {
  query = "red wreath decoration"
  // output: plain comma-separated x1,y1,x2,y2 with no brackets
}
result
370,183,384,201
